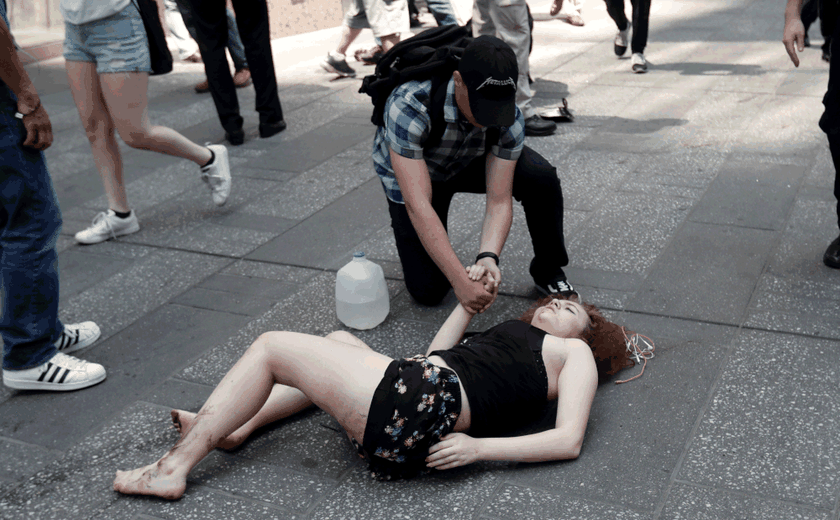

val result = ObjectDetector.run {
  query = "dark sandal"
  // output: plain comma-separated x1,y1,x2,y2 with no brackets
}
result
539,98,575,123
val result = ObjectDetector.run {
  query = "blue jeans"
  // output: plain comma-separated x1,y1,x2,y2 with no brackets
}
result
425,0,458,26
0,90,63,370
174,0,248,71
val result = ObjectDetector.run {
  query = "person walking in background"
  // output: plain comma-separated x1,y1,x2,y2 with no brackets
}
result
604,0,651,73
472,0,558,136
322,0,409,79
168,0,252,94
162,0,201,63
61,0,232,246
784,0,840,268
0,0,106,391
185,0,285,145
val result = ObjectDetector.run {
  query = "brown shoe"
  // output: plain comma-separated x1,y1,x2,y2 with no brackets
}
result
194,79,210,94
233,69,252,88
184,52,202,63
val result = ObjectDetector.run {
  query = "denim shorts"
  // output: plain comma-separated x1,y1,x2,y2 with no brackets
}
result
63,2,152,74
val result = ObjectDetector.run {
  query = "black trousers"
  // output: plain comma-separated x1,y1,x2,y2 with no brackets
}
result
185,0,283,133
603,0,651,54
387,146,569,306
821,1,840,230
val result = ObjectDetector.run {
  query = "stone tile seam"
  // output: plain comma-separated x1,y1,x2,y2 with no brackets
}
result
179,482,304,515
668,478,838,515
650,325,743,520
204,448,348,491
168,300,264,318
488,480,653,517
0,434,65,457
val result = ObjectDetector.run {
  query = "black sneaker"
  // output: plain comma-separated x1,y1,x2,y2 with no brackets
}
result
536,277,578,298
824,235,840,269
321,53,357,78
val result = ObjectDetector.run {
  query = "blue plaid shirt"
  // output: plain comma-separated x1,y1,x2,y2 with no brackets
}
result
372,77,525,204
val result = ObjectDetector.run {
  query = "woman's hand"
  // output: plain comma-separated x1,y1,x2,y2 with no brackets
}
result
465,261,500,294
426,433,481,470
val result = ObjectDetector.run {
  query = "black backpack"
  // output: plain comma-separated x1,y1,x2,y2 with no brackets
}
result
359,24,500,150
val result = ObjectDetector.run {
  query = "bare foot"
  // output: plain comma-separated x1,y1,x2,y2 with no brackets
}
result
171,409,245,451
113,459,187,500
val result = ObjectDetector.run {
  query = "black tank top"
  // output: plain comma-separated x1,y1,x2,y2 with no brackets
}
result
430,320,549,437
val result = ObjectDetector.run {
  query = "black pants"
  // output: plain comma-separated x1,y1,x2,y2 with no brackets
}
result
604,0,651,54
185,0,283,134
821,1,840,230
387,146,569,306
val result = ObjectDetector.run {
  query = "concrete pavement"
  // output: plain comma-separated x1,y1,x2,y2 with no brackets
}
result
2,0,840,518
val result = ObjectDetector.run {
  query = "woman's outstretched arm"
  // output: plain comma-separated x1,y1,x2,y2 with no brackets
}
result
426,303,473,355
426,337,598,469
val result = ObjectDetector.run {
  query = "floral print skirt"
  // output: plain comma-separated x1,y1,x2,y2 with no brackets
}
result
352,355,461,480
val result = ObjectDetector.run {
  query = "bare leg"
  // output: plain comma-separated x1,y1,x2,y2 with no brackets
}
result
66,61,131,213
336,26,363,55
113,331,389,499
98,72,212,166
379,33,400,52
171,331,373,450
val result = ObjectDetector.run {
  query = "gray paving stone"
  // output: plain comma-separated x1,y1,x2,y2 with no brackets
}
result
0,437,62,481
310,465,500,520
240,149,376,220
245,121,375,173
188,451,340,512
141,378,214,413
57,248,137,307
661,483,832,520
246,178,390,270
570,191,691,274
220,260,322,285
505,313,736,512
689,159,807,230
221,409,359,481
766,197,839,279
172,273,300,316
626,222,776,324
0,304,250,450
549,150,639,212
678,330,840,509
56,248,230,340
0,402,176,520
479,484,650,520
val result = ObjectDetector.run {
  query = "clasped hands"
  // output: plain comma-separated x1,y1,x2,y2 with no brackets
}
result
454,257,501,315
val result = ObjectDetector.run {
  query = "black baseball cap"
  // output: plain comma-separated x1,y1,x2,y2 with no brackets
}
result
458,35,518,128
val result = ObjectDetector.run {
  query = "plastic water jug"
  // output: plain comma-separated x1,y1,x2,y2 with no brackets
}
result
335,252,389,330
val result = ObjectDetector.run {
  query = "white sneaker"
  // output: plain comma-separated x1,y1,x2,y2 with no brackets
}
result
74,210,140,245
201,144,232,206
614,22,631,56
3,352,106,391
54,322,101,354
631,52,648,73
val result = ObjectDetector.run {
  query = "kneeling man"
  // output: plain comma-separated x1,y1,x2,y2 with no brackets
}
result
373,35,576,313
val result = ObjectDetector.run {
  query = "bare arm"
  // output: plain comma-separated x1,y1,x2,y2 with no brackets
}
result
474,153,515,293
426,337,598,468
0,16,52,150
426,303,473,355
390,148,494,313
783,0,806,67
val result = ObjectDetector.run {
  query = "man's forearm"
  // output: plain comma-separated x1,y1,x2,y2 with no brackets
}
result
0,18,39,109
785,0,804,19
405,198,470,286
478,200,512,258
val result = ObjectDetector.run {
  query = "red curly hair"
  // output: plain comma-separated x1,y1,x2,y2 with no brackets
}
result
518,296,635,383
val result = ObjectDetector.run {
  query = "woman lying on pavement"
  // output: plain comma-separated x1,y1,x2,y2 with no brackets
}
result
113,266,636,499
